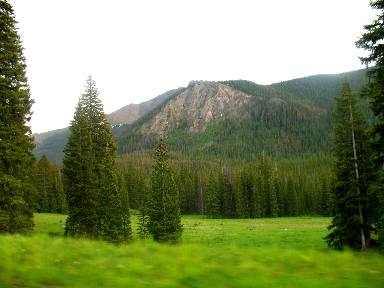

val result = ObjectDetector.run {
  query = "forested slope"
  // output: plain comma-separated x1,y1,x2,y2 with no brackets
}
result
34,69,368,161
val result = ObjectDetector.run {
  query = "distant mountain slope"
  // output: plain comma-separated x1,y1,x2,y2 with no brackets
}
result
33,128,69,162
33,88,183,161
270,69,368,107
116,69,368,159
117,79,330,159
107,88,184,125
34,69,369,161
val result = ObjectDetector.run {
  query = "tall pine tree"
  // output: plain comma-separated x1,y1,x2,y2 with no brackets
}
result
326,81,372,250
356,0,384,250
63,103,97,238
34,155,55,212
147,137,182,243
63,77,131,242
0,0,35,233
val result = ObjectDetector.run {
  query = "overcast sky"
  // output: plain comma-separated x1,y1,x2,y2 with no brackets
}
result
10,0,376,133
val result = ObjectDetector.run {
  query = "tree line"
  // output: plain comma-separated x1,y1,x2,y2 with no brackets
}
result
116,153,333,218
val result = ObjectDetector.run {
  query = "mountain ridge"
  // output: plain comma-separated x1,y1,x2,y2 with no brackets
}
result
33,68,368,161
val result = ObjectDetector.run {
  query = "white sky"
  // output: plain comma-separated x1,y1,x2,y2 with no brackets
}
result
9,0,376,133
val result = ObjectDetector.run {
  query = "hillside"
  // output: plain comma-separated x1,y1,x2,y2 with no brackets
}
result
107,88,184,125
34,69,368,161
32,88,183,161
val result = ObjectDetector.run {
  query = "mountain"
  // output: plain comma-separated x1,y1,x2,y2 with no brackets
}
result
33,128,70,162
32,88,183,162
33,69,368,161
107,88,184,126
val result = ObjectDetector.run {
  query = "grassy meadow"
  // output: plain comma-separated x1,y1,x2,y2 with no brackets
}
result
0,214,383,287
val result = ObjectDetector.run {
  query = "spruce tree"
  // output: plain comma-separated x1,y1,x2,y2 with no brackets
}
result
63,103,97,238
206,173,221,218
270,166,279,217
53,165,67,213
82,76,131,243
325,82,372,250
219,171,235,218
63,77,131,242
0,0,35,233
147,137,182,243
356,0,384,250
34,155,54,212
238,169,253,217
285,175,298,216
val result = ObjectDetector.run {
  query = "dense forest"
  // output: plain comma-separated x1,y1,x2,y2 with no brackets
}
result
33,152,333,218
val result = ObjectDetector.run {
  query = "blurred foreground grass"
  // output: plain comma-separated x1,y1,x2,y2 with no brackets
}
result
0,213,382,287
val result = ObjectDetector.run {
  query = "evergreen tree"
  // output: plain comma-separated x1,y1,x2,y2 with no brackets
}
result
33,155,54,212
116,173,132,241
206,173,221,218
238,168,253,217
270,166,279,217
318,176,331,216
63,77,131,242
83,77,131,242
53,166,67,213
0,0,35,233
326,82,372,250
219,171,235,218
356,0,384,250
63,103,97,238
285,175,298,216
147,137,182,243
137,178,150,239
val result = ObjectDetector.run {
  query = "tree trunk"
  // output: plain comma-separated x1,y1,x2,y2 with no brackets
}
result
349,101,367,250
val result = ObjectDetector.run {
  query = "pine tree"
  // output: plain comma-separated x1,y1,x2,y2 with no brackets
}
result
270,166,279,217
63,103,97,238
63,77,131,242
219,171,235,218
356,0,384,250
34,155,54,212
318,175,331,216
285,175,298,216
116,173,132,241
238,168,253,217
53,165,67,213
325,81,372,250
0,0,35,233
206,172,221,218
147,137,182,243
83,77,131,243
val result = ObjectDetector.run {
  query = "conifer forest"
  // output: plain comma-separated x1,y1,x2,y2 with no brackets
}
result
1,0,384,287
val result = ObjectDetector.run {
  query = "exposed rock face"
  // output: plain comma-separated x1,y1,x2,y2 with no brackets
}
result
108,88,184,125
140,82,251,134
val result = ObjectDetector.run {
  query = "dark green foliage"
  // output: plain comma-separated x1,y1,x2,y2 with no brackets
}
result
356,0,384,250
118,153,332,219
318,176,332,216
33,155,66,213
63,77,131,242
218,171,235,218
0,0,35,233
206,173,221,218
236,166,252,218
63,104,97,238
270,168,279,217
326,82,372,250
147,137,182,243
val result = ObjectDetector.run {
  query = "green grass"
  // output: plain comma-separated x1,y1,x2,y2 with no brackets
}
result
0,214,383,287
